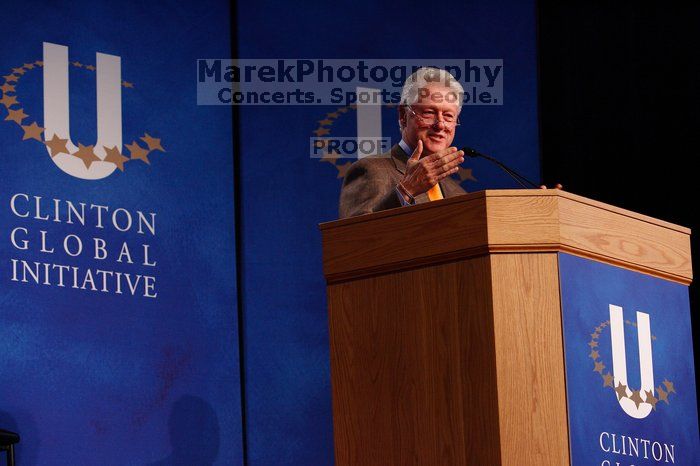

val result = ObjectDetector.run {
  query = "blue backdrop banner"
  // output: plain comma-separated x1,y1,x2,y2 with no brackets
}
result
559,253,699,465
235,1,540,464
0,1,242,464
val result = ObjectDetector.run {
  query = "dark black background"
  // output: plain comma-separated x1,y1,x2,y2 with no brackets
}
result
537,5,699,371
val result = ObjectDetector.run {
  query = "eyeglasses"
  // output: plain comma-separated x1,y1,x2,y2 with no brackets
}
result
406,105,461,127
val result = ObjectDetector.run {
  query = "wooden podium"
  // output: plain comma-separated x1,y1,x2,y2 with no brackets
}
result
319,190,692,465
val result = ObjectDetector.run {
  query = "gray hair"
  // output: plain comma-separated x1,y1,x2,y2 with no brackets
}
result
400,67,465,110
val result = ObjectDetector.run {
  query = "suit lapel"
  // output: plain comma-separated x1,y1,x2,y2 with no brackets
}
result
440,176,462,197
390,144,408,174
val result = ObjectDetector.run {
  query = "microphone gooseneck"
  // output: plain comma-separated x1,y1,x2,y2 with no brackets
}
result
461,146,539,189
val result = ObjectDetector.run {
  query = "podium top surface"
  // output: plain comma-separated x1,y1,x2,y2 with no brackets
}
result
320,189,692,284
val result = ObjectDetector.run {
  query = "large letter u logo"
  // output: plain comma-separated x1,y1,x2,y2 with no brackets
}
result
43,42,122,180
609,304,655,419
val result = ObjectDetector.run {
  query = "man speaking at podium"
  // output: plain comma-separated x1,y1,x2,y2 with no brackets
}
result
339,67,467,218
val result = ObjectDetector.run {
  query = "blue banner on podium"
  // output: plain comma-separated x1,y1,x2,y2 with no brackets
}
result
559,253,699,465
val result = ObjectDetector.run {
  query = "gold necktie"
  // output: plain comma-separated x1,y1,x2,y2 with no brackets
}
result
427,183,443,201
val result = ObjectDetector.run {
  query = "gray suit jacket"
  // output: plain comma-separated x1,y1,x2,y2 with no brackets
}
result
339,144,467,218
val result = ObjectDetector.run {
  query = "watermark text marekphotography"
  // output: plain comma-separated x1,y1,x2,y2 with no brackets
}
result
197,59,503,105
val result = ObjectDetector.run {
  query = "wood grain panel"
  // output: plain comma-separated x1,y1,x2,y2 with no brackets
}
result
322,195,488,282
485,194,561,246
327,257,502,465
556,195,692,282
320,190,692,284
489,253,570,465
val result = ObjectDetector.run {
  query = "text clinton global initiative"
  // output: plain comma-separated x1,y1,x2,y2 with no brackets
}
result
7,193,158,298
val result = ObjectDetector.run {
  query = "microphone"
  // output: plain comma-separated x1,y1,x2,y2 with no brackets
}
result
461,146,539,189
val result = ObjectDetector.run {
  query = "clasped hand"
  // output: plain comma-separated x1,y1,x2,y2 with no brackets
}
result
400,140,465,196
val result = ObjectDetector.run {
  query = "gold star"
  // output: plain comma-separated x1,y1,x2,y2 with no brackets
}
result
3,74,19,83
71,61,83,68
662,379,675,394
336,161,353,179
600,322,608,327
652,335,657,341
595,326,602,333
590,332,600,340
320,151,340,164
602,372,614,388
1,83,16,93
457,167,477,182
23,63,35,69
21,121,44,141
5,107,28,124
313,139,329,150
593,361,605,374
11,67,26,75
588,340,599,348
44,134,69,157
631,322,637,327
84,64,96,71
326,112,339,119
589,350,600,360
337,107,348,113
645,390,658,410
122,81,134,88
34,60,43,66
125,141,150,164
103,145,129,171
614,382,628,400
313,127,330,136
73,143,100,168
140,133,164,152
0,94,19,108
629,390,644,408
318,119,333,126
656,386,669,404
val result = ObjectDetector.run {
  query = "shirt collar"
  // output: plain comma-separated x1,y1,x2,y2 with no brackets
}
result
398,139,413,157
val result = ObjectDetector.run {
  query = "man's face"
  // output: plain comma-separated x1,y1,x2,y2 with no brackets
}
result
401,84,460,156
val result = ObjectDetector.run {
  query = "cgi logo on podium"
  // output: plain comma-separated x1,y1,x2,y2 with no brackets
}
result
559,253,699,466
590,306,675,420
588,306,677,464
